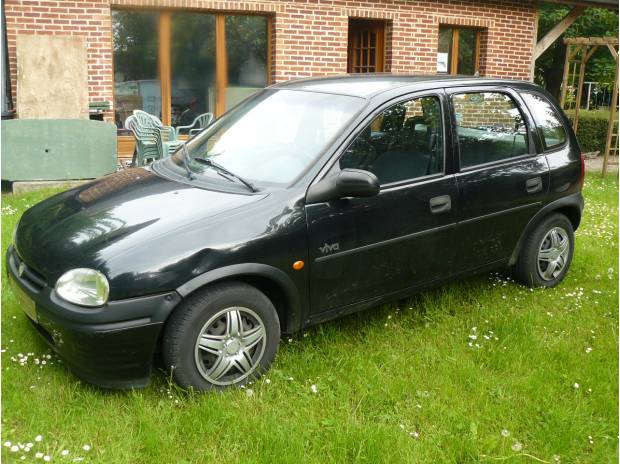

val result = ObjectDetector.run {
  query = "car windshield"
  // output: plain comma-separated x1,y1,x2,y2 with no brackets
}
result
165,89,366,187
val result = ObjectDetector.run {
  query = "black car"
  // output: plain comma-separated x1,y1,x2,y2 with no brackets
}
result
8,75,584,390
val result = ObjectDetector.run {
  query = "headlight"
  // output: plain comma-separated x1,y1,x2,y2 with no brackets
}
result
55,268,109,307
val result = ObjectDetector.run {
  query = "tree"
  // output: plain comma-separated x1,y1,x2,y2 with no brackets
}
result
535,4,618,99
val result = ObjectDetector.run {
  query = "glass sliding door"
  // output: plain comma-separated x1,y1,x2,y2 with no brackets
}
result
112,9,271,141
225,15,269,111
112,11,160,129
171,13,217,132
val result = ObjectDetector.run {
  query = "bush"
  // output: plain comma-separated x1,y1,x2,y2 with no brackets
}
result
569,114,609,154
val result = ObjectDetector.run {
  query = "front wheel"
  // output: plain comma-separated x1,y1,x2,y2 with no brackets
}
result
514,213,574,288
162,282,280,391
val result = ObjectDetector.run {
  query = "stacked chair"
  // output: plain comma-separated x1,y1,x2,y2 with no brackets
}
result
175,112,214,137
125,110,184,167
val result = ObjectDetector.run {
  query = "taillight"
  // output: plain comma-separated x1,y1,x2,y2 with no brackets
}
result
579,153,585,189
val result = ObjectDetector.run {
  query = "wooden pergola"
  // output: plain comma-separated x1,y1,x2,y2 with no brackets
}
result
559,37,619,176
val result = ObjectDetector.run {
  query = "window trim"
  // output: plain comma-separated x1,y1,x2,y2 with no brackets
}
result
448,87,537,172
111,8,273,126
521,91,569,154
326,92,449,189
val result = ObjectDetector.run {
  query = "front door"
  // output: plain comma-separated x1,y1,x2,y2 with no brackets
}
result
448,88,550,272
306,93,458,317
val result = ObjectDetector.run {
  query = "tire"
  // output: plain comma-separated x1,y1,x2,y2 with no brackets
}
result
514,213,574,288
162,281,280,391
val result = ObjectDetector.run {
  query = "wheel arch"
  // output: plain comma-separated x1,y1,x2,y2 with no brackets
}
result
509,193,583,266
174,263,303,335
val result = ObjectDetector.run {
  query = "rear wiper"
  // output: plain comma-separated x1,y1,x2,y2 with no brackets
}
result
192,157,257,192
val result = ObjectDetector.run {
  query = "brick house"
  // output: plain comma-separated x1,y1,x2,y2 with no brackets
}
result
1,0,613,160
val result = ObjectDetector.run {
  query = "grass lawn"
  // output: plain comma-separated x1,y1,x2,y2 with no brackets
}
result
1,175,618,463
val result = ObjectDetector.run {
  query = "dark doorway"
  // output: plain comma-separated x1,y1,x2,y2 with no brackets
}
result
347,19,385,73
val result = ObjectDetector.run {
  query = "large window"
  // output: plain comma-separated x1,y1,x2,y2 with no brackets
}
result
112,10,270,132
452,92,529,168
339,96,443,185
437,26,481,75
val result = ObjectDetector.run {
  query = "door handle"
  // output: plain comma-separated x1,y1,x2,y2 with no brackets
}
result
429,195,451,214
526,176,542,194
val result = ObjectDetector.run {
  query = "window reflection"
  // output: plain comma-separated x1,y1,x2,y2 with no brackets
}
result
113,11,160,128
171,13,217,129
225,15,268,110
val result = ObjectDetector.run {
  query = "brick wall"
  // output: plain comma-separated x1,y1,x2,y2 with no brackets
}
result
5,0,537,121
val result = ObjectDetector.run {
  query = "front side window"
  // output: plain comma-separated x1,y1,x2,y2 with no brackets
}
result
521,93,567,150
169,89,365,186
453,92,529,168
339,96,444,185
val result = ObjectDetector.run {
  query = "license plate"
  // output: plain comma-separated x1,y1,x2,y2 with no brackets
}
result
10,277,37,322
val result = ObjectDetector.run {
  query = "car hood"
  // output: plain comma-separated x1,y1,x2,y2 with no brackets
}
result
15,168,267,281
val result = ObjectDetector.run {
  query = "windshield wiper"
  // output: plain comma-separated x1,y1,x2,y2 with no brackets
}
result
192,157,257,192
182,144,194,180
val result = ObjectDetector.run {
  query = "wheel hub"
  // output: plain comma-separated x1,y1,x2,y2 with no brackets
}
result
224,339,241,355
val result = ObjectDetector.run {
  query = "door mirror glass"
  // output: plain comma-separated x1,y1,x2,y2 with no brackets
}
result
306,169,379,204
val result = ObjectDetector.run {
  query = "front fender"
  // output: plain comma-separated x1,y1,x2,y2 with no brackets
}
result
175,263,304,333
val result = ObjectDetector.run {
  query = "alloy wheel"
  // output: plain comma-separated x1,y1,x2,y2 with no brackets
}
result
194,306,266,386
537,226,570,281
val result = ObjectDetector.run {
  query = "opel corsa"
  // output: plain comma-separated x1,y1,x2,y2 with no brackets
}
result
8,75,585,390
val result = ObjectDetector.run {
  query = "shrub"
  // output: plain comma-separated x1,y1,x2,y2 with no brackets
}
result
569,113,610,154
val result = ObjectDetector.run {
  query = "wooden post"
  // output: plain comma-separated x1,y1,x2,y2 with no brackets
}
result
559,44,572,109
602,66,618,177
572,46,587,133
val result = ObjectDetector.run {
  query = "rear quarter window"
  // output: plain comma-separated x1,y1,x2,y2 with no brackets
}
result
521,92,567,150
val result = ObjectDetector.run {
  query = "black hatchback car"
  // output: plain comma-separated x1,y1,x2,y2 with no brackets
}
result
8,75,584,390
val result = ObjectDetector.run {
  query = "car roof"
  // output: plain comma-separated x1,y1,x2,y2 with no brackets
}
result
270,74,540,99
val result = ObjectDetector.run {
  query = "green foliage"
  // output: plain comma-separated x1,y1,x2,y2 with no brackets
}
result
1,177,618,463
535,5,618,97
568,111,610,154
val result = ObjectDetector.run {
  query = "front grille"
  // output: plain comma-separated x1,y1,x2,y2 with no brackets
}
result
11,248,47,291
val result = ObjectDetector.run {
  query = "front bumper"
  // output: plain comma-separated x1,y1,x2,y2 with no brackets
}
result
6,245,181,389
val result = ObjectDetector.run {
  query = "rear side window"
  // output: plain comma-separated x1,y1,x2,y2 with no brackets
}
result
521,92,567,150
452,92,529,169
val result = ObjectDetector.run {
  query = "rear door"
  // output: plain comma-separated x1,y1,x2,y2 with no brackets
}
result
448,87,550,272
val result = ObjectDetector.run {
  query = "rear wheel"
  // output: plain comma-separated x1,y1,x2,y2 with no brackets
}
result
163,282,280,391
514,213,574,288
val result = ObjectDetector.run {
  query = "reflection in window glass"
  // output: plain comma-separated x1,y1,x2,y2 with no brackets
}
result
453,92,529,168
340,96,443,185
437,27,452,73
457,29,476,75
521,93,567,149
225,15,268,110
171,13,216,131
112,11,160,129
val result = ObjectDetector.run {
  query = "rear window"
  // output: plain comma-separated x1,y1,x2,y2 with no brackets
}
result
521,92,567,150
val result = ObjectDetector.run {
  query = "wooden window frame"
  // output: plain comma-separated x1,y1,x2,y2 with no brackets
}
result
442,26,481,76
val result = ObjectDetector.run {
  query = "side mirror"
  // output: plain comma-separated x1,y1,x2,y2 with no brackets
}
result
306,169,380,204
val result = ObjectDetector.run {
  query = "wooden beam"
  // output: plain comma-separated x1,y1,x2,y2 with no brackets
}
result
572,46,587,133
559,43,572,108
607,43,618,61
584,45,599,64
158,12,171,125
564,37,619,45
450,28,459,75
215,14,227,117
534,6,585,60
